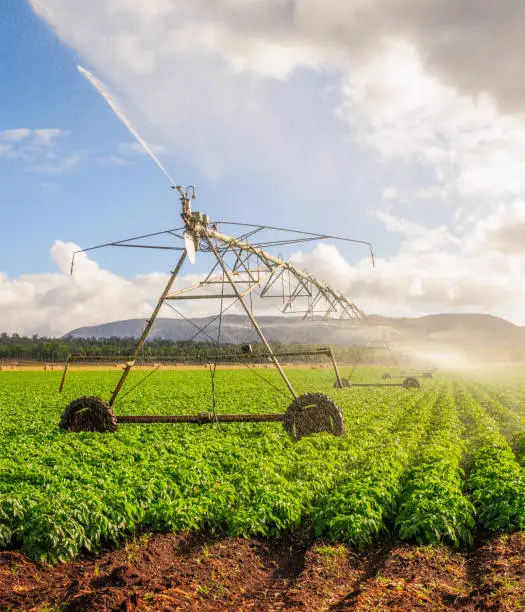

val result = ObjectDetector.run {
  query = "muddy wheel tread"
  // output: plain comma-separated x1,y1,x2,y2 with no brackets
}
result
283,392,345,441
402,377,421,389
59,396,118,433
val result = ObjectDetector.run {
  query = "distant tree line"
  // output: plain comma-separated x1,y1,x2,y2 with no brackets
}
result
0,333,385,364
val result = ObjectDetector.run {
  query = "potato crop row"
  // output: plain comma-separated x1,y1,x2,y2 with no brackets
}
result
0,369,524,562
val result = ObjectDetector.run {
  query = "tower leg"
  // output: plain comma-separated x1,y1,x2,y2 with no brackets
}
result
58,353,71,393
207,237,297,399
327,347,343,388
109,251,187,406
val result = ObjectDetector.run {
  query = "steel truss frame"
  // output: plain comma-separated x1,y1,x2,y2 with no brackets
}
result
59,64,370,438
337,336,427,390
64,203,373,411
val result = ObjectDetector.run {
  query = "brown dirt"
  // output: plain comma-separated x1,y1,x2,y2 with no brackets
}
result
0,532,524,611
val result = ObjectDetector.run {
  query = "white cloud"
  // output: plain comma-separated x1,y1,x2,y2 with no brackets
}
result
413,186,447,201
381,186,398,201
3,222,525,337
17,1,525,327
0,242,169,336
372,211,460,257
338,39,525,221
0,144,17,159
32,128,64,146
28,1,365,195
293,238,525,322
473,199,525,254
0,127,79,173
0,129,32,142
0,241,259,336
0,128,64,146
29,1,525,201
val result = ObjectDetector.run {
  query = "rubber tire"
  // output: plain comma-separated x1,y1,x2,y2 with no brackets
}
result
402,377,421,390
283,392,345,441
333,378,351,388
59,396,118,432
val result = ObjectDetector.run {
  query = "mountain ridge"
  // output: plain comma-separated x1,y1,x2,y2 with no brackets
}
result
65,312,525,349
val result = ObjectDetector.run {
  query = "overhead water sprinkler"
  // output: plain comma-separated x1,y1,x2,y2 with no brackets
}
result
58,65,377,441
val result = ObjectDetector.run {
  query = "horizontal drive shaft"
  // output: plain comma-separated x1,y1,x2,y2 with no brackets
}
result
118,413,285,424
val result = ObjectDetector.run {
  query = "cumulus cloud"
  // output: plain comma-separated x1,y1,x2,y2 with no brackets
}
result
2,224,524,337
293,236,524,321
32,0,525,107
16,0,525,328
28,1,366,194
0,242,169,336
0,241,276,336
0,144,17,159
30,1,525,202
472,200,525,255
0,128,64,147
340,41,525,199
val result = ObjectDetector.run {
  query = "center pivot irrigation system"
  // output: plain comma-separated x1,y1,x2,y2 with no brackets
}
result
334,338,432,390
58,66,425,441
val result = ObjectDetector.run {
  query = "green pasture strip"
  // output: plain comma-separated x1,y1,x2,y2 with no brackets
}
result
395,381,474,546
454,381,525,531
314,383,442,547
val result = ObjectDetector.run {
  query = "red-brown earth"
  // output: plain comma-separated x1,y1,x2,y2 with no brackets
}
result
1,531,524,611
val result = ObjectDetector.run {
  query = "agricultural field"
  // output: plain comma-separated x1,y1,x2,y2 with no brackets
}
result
0,367,524,610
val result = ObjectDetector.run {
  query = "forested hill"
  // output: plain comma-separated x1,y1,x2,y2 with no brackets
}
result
1,312,524,362
66,312,525,347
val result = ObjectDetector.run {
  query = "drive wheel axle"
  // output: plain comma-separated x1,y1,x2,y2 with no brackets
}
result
402,377,421,389
59,396,118,432
60,392,346,442
283,392,345,441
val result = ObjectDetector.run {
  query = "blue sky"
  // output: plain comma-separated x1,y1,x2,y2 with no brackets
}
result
2,1,525,334
1,2,187,277
0,1,387,279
